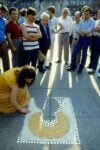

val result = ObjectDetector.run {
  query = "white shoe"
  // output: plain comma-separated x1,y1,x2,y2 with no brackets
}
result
96,72,100,77
87,68,95,74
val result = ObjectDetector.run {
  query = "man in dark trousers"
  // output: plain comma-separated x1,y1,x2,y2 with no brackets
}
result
38,12,51,73
0,4,10,72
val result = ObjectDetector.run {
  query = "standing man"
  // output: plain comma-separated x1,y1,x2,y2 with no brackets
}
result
21,7,42,68
87,9,100,74
6,7,22,67
38,12,51,73
18,8,27,24
68,6,95,73
67,11,81,70
0,4,10,72
56,7,73,64
46,5,63,68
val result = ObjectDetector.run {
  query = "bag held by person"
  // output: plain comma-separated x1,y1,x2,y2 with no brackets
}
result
38,50,45,62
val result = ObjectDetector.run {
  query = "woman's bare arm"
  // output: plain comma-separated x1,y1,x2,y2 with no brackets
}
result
10,85,29,113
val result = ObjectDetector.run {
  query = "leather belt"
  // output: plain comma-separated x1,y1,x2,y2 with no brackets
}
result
61,32,69,34
73,38,78,40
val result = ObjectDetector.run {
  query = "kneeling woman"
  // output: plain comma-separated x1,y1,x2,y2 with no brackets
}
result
0,65,36,114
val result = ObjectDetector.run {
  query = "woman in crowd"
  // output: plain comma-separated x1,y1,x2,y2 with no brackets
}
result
0,65,36,114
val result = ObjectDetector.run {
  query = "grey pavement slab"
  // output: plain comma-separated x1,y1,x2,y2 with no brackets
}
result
0,65,100,150
51,88,100,117
0,50,100,150
76,118,100,150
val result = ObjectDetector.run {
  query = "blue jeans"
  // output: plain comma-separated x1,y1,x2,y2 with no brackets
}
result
71,36,91,71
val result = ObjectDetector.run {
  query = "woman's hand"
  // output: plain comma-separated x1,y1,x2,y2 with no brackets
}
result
20,107,30,114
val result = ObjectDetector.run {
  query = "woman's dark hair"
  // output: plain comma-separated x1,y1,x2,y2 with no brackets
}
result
16,66,36,88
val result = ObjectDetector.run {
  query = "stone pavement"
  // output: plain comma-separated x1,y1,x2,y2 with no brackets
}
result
0,37,100,150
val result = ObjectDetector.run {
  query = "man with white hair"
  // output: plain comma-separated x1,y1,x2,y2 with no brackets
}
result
56,7,73,64
38,12,51,73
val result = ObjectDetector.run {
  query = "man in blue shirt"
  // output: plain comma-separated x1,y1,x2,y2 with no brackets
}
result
67,6,95,73
18,8,27,24
0,4,10,72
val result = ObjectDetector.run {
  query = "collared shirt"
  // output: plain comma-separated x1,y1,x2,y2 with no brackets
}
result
43,25,48,37
93,19,100,37
58,15,73,34
0,16,6,43
78,17,95,35
72,21,80,39
48,16,60,39
18,16,26,24
6,20,22,39
42,24,50,40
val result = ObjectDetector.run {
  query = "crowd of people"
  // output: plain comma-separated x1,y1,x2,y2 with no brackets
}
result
0,4,100,114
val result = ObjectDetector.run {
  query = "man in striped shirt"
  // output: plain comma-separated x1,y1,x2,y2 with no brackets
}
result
21,7,42,68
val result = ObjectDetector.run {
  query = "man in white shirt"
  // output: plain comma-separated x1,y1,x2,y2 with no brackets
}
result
56,7,73,64
46,6,63,68
67,11,81,69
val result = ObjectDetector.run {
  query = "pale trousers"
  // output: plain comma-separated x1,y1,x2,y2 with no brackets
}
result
48,37,55,63
57,32,69,62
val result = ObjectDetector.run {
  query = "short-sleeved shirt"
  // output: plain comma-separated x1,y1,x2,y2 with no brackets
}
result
6,20,22,39
48,16,60,39
93,19,100,37
22,22,40,51
0,16,6,43
78,18,95,35
58,16,73,35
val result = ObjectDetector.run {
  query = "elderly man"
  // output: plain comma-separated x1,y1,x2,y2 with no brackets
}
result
38,12,51,73
56,7,73,64
67,11,81,69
